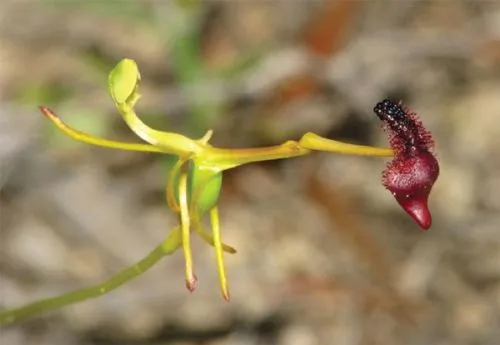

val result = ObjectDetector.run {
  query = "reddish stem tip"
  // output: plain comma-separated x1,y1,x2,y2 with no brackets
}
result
39,106,51,115
186,274,198,293
222,290,231,302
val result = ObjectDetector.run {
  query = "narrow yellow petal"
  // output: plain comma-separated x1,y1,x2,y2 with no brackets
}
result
40,107,163,153
179,168,197,292
210,207,230,301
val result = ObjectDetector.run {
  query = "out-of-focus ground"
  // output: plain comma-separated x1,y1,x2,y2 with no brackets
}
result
1,1,500,344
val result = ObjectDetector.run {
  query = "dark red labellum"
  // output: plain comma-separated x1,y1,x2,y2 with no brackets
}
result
374,99,440,230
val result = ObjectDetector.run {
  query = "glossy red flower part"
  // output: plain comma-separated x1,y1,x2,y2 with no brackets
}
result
373,99,440,230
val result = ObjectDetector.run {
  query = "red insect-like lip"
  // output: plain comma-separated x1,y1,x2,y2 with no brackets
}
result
383,141,439,230
374,99,439,230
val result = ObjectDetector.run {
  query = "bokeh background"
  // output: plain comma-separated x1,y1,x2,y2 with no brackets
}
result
1,1,500,344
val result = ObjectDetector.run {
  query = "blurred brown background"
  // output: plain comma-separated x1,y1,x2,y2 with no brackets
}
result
1,1,500,344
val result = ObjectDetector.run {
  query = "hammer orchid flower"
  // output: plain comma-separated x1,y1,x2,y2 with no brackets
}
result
0,59,438,326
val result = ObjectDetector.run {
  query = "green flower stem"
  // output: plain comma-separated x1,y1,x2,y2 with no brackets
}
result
0,228,182,327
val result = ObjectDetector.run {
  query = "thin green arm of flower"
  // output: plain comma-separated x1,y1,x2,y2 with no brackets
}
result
108,59,202,157
0,227,182,327
39,107,164,153
178,165,197,292
210,206,229,300
299,132,394,157
202,140,310,170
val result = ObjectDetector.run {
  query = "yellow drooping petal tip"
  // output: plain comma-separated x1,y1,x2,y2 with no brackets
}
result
221,286,230,301
210,207,230,301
